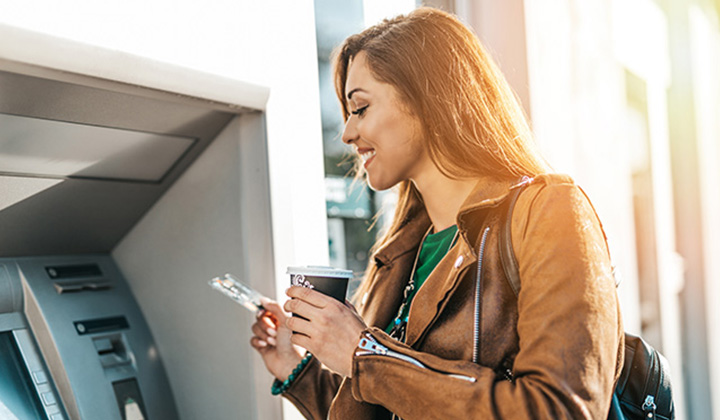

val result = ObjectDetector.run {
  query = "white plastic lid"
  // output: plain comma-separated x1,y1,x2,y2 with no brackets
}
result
286,266,353,279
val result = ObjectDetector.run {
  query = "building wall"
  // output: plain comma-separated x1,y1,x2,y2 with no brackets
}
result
688,5,720,412
667,0,720,418
457,1,720,419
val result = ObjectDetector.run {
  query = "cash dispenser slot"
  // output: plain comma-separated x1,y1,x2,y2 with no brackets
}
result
93,335,133,369
54,280,113,294
74,316,129,335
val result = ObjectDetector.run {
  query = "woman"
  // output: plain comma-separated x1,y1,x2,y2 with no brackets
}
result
251,7,623,419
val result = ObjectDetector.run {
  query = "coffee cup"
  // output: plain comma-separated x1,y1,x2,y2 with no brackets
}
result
286,266,353,302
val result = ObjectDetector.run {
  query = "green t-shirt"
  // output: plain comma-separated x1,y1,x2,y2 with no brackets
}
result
385,224,459,334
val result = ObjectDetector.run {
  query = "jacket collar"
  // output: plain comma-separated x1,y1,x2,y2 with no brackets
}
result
456,175,517,222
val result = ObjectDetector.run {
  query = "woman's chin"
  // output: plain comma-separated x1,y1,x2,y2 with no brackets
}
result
365,175,399,192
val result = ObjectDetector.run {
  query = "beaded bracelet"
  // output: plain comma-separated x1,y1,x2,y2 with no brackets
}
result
271,352,313,395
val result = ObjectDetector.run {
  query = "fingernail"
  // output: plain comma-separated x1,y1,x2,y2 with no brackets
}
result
258,340,267,347
267,328,277,337
267,337,277,346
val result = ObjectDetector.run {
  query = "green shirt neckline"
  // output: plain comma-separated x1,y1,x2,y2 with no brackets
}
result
385,224,459,334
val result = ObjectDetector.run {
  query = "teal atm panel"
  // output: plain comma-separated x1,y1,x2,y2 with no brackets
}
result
1,256,178,420
0,329,66,420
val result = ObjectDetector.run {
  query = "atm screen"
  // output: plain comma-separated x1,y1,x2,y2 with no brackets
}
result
0,332,46,420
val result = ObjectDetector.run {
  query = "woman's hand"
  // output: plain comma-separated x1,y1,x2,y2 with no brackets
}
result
284,286,367,378
250,298,305,381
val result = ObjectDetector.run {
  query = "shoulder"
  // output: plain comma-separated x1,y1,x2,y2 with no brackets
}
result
517,173,589,210
524,173,576,192
512,173,605,244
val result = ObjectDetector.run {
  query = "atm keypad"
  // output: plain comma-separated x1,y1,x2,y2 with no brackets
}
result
33,370,48,384
41,391,57,405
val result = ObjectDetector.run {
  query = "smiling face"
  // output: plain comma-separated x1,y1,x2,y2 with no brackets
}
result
341,52,433,191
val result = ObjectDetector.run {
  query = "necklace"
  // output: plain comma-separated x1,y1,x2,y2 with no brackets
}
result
388,225,460,342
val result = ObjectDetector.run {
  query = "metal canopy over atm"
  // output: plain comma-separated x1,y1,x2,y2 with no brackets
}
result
0,23,277,420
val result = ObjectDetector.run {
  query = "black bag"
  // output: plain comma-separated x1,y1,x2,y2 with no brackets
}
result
499,178,675,420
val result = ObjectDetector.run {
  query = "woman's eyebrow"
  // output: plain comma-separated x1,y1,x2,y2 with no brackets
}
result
347,88,367,100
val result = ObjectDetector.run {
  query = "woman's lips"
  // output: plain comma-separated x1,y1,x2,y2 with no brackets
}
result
359,149,376,168
363,154,375,169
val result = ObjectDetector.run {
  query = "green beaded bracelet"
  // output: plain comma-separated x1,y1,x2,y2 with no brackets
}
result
271,352,313,395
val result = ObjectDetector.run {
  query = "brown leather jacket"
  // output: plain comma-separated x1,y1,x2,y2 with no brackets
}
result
284,174,624,419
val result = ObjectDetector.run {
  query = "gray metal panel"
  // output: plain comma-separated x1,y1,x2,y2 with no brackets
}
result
113,114,280,420
0,113,195,182
0,312,26,331
0,69,238,256
0,177,159,256
0,69,234,138
12,255,178,420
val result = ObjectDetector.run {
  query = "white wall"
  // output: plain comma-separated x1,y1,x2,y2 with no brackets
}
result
611,1,686,417
690,6,720,417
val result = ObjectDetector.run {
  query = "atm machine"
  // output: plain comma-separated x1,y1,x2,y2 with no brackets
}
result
0,24,276,420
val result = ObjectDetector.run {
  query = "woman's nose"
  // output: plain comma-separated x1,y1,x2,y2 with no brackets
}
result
341,117,358,145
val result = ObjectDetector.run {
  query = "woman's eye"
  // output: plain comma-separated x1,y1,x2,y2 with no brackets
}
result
351,105,368,117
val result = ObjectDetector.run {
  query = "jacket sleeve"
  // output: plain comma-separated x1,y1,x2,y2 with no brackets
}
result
349,182,623,419
282,356,345,419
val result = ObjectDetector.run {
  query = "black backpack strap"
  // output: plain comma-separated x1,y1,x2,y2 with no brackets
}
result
499,176,534,297
499,176,617,297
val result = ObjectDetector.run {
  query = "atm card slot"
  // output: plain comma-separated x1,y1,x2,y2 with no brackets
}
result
54,280,113,294
46,264,102,279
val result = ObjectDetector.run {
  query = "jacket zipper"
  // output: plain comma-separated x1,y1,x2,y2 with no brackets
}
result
473,226,490,364
356,333,477,383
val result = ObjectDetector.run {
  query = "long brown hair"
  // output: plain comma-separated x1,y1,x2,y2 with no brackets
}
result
332,7,550,303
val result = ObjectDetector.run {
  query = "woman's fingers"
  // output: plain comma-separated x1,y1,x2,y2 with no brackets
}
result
251,321,269,339
259,299,288,320
256,310,279,332
286,286,331,308
250,336,270,351
251,321,278,346
285,313,313,337
264,319,278,336
284,286,340,322
283,298,321,321
289,332,311,349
